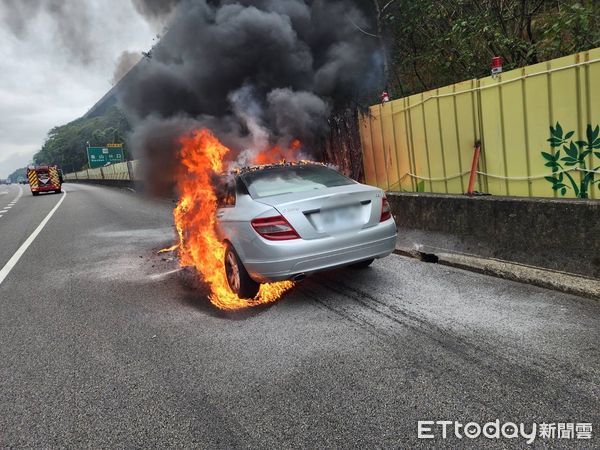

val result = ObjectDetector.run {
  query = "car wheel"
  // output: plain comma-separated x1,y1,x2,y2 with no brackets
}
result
224,244,260,300
55,189,62,194
32,192,39,196
349,258,375,269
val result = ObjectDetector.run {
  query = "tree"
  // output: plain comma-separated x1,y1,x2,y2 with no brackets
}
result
376,0,600,96
8,167,26,182
33,106,131,172
372,0,398,92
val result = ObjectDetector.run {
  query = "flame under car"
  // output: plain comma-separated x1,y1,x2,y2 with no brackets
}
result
215,163,398,299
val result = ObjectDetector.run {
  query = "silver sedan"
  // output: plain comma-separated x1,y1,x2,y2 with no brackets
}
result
216,163,397,299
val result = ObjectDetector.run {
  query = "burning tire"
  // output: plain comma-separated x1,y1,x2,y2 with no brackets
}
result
224,243,259,300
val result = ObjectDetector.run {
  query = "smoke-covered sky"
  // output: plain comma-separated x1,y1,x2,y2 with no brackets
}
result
0,0,380,179
0,0,159,177
121,0,380,188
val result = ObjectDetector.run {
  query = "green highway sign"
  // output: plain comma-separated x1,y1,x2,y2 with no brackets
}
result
87,146,124,169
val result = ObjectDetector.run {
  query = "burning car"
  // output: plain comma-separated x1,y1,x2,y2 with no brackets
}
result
215,162,398,299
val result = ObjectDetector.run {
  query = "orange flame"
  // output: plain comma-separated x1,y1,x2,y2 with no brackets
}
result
172,129,295,310
252,139,302,166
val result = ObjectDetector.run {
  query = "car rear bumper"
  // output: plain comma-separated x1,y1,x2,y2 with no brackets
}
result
31,185,60,192
243,219,398,283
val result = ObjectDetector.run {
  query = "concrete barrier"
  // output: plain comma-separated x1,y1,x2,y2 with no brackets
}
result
64,161,144,185
388,192,599,280
64,161,142,190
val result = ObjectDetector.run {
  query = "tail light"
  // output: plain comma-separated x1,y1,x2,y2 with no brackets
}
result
251,215,300,241
380,197,392,222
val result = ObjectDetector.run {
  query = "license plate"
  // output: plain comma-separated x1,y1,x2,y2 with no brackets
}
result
320,205,361,230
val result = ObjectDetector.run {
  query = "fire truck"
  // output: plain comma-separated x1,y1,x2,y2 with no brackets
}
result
27,165,63,196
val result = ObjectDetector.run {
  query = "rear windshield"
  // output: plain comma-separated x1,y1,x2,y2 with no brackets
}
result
241,165,355,199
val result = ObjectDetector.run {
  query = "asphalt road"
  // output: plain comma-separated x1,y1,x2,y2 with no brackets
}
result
0,182,598,448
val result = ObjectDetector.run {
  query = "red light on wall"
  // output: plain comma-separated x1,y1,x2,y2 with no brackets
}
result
491,56,503,76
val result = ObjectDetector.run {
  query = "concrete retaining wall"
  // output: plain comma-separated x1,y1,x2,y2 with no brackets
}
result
64,161,143,182
387,193,599,279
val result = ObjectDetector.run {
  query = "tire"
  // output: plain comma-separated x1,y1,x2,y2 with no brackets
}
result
55,189,62,194
224,243,260,300
32,191,39,196
349,258,375,269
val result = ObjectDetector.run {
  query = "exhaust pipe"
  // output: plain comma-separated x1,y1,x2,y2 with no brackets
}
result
292,273,306,282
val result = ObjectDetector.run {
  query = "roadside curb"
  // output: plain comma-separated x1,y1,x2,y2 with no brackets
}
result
394,247,600,300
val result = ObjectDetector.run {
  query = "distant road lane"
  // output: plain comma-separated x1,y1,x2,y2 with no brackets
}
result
0,183,598,448
0,184,62,278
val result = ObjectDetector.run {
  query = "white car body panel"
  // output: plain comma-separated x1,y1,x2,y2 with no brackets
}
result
216,165,397,283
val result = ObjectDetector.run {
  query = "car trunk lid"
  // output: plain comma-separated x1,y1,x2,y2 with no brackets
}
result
255,184,384,240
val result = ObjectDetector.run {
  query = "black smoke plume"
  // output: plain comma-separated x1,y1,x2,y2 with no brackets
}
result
119,0,381,191
131,0,181,27
112,51,142,85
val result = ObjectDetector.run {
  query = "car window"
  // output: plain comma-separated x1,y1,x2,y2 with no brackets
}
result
241,165,355,199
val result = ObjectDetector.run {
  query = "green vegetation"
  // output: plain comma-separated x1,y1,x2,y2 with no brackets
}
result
7,167,27,182
33,106,130,173
365,0,600,96
543,122,600,198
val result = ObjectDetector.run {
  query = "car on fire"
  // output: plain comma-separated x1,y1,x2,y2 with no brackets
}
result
216,162,397,299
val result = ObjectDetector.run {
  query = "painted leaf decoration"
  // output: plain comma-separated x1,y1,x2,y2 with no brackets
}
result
548,138,562,147
565,143,578,159
541,151,555,161
556,122,563,138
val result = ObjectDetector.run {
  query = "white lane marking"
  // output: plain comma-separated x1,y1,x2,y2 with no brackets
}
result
0,190,67,286
0,186,22,220
2,185,22,208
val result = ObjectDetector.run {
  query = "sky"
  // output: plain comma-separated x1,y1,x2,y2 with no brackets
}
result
0,1,157,178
